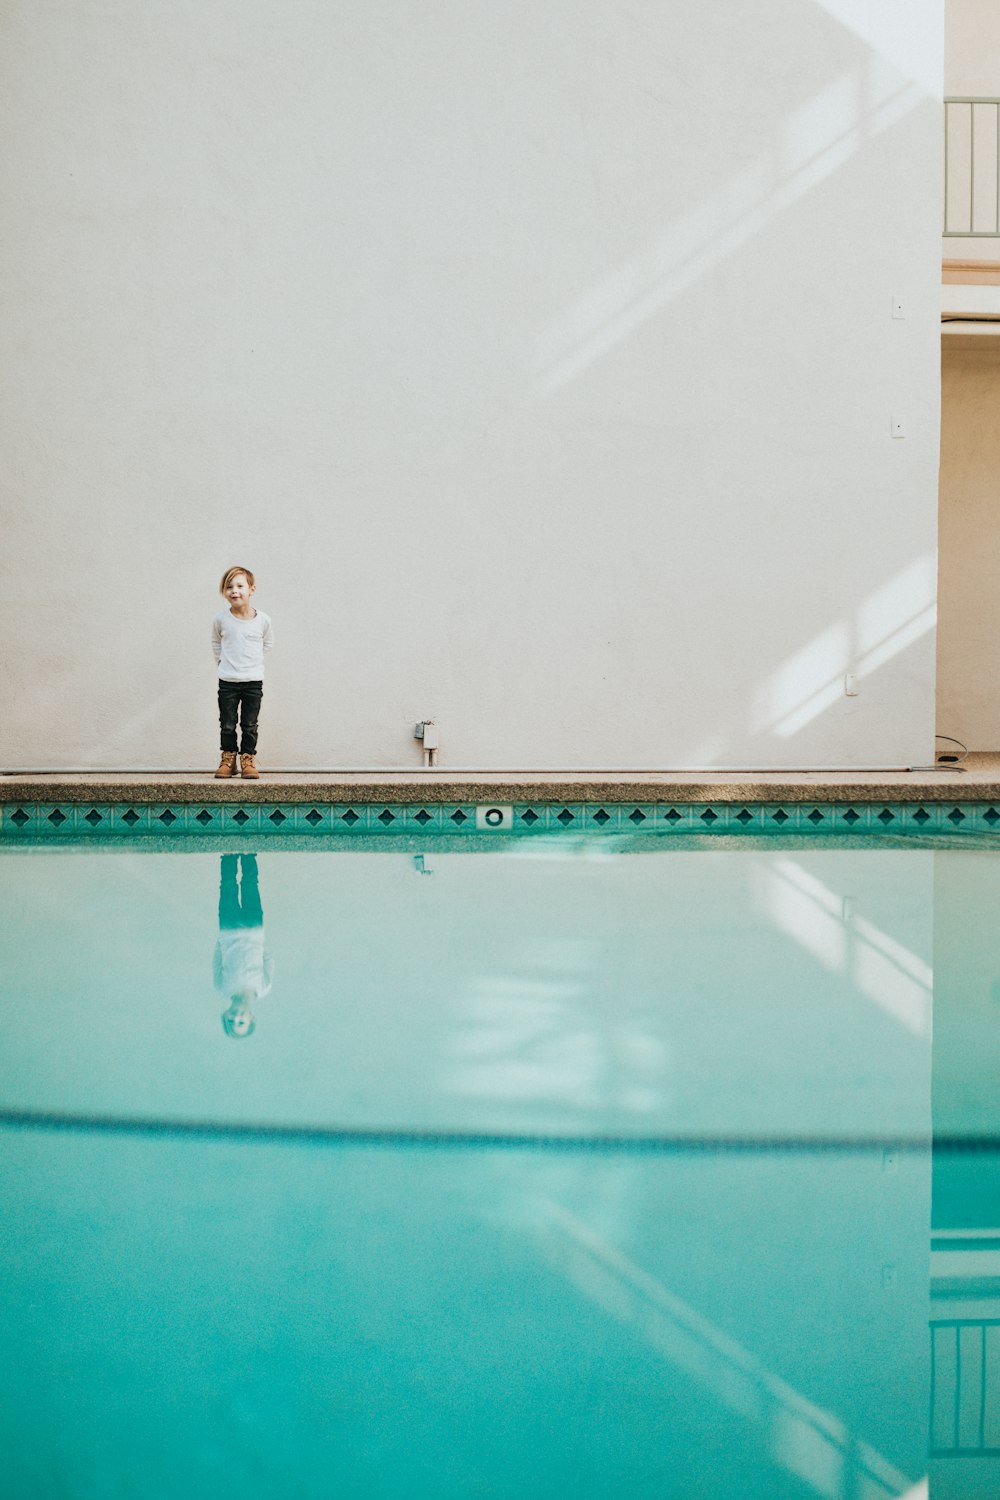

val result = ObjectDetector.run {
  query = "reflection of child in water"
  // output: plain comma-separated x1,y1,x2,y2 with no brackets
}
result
214,854,273,1038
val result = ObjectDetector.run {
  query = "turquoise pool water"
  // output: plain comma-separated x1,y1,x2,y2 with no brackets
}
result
1,836,998,1498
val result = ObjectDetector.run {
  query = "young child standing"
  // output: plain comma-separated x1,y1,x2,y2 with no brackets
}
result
212,565,274,779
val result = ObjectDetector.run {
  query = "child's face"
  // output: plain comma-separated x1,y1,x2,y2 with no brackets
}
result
223,1000,255,1038
225,573,255,611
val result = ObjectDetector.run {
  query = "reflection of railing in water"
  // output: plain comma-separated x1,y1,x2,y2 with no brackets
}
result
945,98,1000,236
537,1201,914,1500
930,1319,1000,1456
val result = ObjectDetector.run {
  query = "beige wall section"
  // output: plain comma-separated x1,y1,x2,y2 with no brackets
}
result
1,1,943,770
937,342,1000,749
946,0,1000,93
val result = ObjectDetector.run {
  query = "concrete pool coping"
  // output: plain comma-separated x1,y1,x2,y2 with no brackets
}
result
2,757,998,805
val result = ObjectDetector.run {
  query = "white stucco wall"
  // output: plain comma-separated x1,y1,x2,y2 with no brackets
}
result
0,0,943,770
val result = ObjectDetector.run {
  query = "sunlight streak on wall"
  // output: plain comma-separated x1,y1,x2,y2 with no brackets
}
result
816,0,943,92
535,63,924,396
858,558,937,659
753,625,850,739
755,555,937,739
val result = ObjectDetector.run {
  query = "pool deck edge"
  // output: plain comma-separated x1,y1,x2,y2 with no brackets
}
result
1,767,995,805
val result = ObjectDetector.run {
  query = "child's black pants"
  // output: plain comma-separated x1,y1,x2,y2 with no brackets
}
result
218,678,262,754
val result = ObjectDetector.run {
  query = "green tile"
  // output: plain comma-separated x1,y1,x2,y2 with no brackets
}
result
406,805,441,831
833,805,868,831
798,805,837,832
726,805,762,830
655,805,688,830
370,805,404,832
115,806,149,830
514,805,547,831
150,806,184,830
761,805,798,832
903,804,939,831
332,805,368,831
442,805,474,832
223,805,261,831
260,805,295,831
36,804,74,833
295,805,331,830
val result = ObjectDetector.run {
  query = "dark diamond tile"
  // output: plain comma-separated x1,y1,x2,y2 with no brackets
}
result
877,809,895,825
520,809,540,825
340,808,360,825
305,809,323,826
157,809,177,825
948,808,965,825
233,809,250,825
196,810,213,825
985,807,1000,826
122,808,140,826
913,807,930,825
664,808,682,823
11,808,29,826
628,809,646,824
771,809,789,825
592,808,610,825
700,808,718,824
269,809,287,825
85,809,103,825
557,808,575,825
48,808,68,825
377,809,396,825
735,809,753,825
807,809,824,824
450,809,468,825
842,809,860,825
414,809,432,825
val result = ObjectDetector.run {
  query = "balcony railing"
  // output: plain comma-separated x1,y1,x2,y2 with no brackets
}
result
945,98,1000,236
930,1319,1000,1457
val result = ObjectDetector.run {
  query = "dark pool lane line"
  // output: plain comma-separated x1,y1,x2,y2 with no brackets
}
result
0,1106,987,1154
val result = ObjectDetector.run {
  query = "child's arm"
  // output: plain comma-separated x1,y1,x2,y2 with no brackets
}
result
262,616,275,654
211,615,222,666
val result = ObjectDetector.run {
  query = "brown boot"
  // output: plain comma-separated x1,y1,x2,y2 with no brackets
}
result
240,753,260,780
215,751,238,779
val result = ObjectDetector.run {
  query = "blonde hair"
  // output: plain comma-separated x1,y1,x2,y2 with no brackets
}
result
220,565,255,594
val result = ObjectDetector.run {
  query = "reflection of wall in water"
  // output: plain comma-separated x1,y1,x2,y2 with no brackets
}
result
931,848,1000,1496
0,1134,930,1499
0,846,933,1139
0,840,937,1493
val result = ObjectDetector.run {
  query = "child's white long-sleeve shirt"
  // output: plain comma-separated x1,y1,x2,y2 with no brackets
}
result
211,609,274,681
213,929,274,1001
